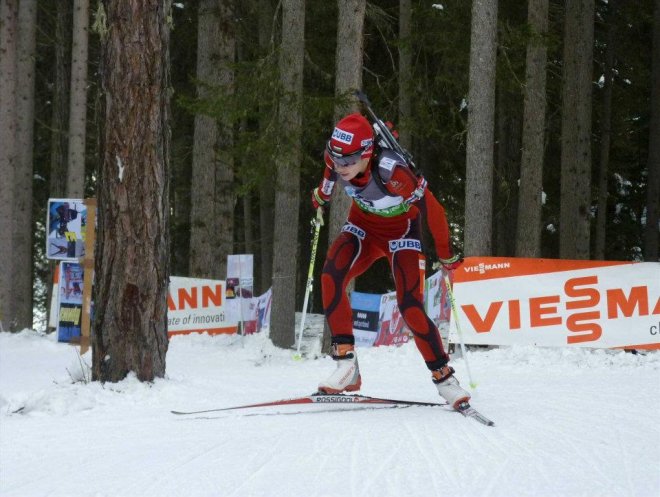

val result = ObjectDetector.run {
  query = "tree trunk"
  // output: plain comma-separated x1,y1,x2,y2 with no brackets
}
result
66,0,89,198
49,0,71,199
258,0,275,294
645,0,660,262
327,0,366,253
398,0,412,150
320,0,366,354
0,0,18,332
594,0,615,260
516,0,549,258
494,86,521,257
46,1,72,332
189,0,236,280
92,0,171,382
270,0,304,348
243,188,254,256
560,0,594,260
464,0,498,256
10,0,37,330
259,181,274,292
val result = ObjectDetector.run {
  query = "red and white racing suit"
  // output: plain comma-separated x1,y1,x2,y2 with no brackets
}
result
318,148,455,371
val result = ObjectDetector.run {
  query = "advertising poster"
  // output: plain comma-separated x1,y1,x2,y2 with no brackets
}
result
227,254,254,297
374,291,412,347
57,261,84,342
226,254,256,333
450,257,660,349
46,199,87,260
350,291,382,347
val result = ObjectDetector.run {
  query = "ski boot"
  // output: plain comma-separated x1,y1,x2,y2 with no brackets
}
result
318,344,362,394
432,365,471,409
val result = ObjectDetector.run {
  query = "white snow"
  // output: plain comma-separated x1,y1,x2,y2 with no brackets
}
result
116,155,124,182
1,324,659,497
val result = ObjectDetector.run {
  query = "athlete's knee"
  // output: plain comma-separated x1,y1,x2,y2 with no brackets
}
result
400,304,432,335
326,235,359,272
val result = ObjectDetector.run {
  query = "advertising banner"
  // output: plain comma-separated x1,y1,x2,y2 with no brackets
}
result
257,288,273,332
351,291,382,347
46,199,87,260
425,269,452,348
374,291,412,347
57,261,84,342
449,257,660,349
167,277,238,336
426,270,452,325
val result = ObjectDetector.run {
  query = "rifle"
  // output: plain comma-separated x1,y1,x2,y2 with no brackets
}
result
354,90,417,173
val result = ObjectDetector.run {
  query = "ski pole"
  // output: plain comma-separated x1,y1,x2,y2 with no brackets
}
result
293,208,324,360
442,272,477,389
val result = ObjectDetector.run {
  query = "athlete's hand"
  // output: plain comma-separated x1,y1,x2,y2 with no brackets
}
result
432,254,464,272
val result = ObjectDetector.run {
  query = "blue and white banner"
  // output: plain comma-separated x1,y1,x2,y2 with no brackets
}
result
351,291,382,347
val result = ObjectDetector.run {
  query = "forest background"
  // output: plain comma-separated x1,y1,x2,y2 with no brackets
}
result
0,0,658,356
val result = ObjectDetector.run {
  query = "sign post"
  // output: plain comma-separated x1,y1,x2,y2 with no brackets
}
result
79,198,96,354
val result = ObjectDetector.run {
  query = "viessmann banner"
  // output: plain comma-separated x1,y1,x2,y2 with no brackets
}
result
449,257,660,350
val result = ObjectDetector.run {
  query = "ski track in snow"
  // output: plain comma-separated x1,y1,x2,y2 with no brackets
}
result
1,328,659,497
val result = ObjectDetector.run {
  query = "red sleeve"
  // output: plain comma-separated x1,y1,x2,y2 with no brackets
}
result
317,150,338,198
417,187,453,260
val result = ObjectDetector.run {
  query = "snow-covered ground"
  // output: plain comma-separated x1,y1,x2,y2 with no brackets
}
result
1,321,659,497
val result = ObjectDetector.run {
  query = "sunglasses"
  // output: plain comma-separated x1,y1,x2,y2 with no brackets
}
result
326,142,365,168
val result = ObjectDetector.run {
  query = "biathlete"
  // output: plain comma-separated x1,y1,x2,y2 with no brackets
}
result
312,112,470,409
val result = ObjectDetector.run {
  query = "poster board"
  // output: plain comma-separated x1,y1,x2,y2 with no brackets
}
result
56,261,84,342
227,254,254,297
46,199,87,260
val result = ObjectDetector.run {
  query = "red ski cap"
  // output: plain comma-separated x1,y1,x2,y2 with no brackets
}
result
328,113,374,159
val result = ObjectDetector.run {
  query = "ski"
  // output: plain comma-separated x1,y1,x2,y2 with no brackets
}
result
171,393,447,415
456,401,495,426
172,392,495,425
